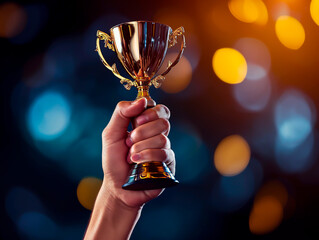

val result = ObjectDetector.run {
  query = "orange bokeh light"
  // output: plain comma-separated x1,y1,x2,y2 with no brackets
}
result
159,54,192,93
249,196,283,235
310,0,319,26
77,177,102,210
275,16,305,50
214,135,251,176
228,0,268,25
0,2,27,38
212,48,247,84
255,180,289,207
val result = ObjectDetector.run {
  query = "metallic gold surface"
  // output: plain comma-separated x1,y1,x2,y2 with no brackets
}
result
96,21,185,190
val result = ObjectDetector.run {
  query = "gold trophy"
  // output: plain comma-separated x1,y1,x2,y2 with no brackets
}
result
96,21,185,190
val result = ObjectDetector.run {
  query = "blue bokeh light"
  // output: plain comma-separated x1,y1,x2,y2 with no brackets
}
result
18,212,58,240
233,76,271,111
27,90,71,141
274,89,315,148
275,133,315,173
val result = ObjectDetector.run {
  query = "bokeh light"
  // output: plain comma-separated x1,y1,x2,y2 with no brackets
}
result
27,90,71,141
274,89,315,148
255,180,288,207
275,132,315,173
271,2,290,20
0,2,26,38
214,135,251,176
228,0,268,25
234,38,271,79
160,54,192,93
310,0,319,26
249,196,283,235
18,212,58,240
77,177,102,210
212,48,247,84
249,180,288,235
233,76,271,111
275,16,305,50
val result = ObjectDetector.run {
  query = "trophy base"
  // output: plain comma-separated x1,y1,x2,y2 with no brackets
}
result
122,162,179,191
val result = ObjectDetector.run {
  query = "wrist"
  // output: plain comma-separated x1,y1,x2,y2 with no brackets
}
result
84,179,142,240
99,179,143,212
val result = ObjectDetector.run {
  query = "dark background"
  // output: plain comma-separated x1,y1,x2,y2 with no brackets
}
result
1,0,319,239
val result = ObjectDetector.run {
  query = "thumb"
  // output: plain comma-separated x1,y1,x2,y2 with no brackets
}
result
102,98,147,144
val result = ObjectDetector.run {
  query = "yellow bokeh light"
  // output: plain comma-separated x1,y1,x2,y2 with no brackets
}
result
0,2,27,38
160,54,192,93
249,196,283,234
275,16,305,50
310,0,319,26
228,0,268,25
214,135,251,176
77,177,102,210
212,48,247,84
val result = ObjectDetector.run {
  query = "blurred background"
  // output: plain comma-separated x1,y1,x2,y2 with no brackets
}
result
1,0,319,239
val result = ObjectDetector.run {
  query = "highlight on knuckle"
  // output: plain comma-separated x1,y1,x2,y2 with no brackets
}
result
160,149,169,161
159,134,168,147
132,129,144,141
101,127,108,139
160,118,170,130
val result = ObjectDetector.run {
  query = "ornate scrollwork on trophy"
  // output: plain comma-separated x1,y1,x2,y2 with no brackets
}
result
168,27,185,48
96,30,135,90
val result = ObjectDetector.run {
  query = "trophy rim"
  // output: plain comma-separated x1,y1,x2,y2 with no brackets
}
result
110,20,172,32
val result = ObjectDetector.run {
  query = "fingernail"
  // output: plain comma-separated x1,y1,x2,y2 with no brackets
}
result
131,153,141,162
136,115,148,125
126,137,133,147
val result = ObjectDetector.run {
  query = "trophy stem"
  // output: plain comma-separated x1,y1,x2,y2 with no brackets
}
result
136,79,156,107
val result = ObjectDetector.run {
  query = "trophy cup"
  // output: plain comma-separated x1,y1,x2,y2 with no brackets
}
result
96,21,186,190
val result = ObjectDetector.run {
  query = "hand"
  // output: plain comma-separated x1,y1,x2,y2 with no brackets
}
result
101,98,175,209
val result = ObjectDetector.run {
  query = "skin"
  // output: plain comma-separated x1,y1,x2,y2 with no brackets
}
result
84,98,176,240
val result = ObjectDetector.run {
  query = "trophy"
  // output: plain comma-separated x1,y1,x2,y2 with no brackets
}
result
96,21,186,190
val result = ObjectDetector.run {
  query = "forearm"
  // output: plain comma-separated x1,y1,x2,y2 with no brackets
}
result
84,181,142,240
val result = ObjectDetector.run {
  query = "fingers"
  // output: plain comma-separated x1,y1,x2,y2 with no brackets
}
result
135,104,170,127
102,98,147,144
130,134,170,156
128,118,170,146
131,149,175,165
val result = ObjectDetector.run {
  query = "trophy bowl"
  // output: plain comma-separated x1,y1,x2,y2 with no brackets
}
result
96,21,185,190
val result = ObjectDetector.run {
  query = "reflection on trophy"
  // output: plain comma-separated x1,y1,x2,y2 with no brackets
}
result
96,21,186,190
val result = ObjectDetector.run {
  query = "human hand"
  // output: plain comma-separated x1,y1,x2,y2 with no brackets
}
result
101,98,175,209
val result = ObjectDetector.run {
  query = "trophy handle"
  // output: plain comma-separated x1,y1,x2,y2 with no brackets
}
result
96,30,136,90
151,27,186,88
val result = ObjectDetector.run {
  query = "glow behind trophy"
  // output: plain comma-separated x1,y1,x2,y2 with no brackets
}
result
96,21,185,190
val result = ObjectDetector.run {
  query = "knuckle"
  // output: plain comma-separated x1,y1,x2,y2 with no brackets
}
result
101,127,108,139
160,149,169,160
150,107,160,119
131,128,143,141
159,134,168,147
159,118,170,132
116,101,125,110
130,143,139,154
161,104,170,118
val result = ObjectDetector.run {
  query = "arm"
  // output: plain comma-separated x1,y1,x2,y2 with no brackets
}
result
84,98,175,240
